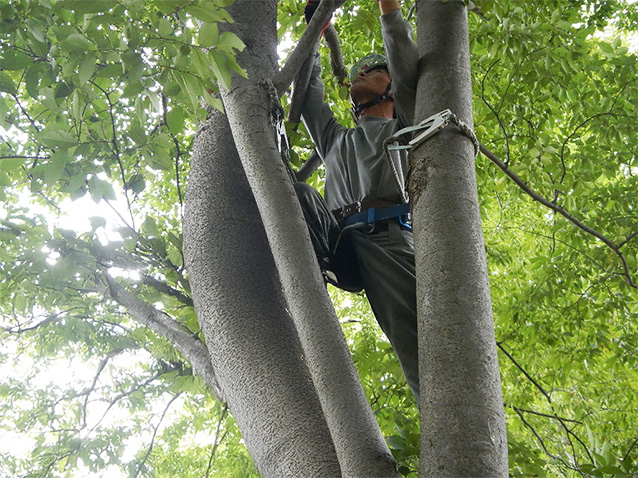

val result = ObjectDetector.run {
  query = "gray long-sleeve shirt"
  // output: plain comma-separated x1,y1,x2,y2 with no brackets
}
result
301,9,419,212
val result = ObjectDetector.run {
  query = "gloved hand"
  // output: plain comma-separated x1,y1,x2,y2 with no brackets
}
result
304,0,331,34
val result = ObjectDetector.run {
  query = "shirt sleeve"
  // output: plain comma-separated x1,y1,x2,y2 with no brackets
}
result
381,9,418,128
300,56,346,159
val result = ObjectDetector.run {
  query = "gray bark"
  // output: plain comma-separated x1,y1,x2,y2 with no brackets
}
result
218,1,398,476
183,109,341,477
412,1,508,476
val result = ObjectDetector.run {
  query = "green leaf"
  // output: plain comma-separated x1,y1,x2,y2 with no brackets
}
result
25,63,42,99
141,216,158,236
0,71,17,95
78,53,97,84
126,173,145,194
57,0,117,14
38,128,77,149
88,176,116,202
145,144,173,171
89,216,107,229
166,106,185,134
192,48,211,80
62,32,95,51
185,5,220,23
0,49,33,70
198,22,219,48
0,157,27,172
216,32,246,52
209,50,231,90
43,149,71,185
55,82,74,99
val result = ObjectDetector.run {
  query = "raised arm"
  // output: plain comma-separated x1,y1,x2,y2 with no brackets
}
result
380,3,418,126
300,57,345,158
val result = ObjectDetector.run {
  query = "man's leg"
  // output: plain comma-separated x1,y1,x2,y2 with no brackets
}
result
349,223,419,403
293,182,338,264
294,182,363,292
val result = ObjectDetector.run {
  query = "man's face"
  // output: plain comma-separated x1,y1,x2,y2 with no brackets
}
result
350,67,392,105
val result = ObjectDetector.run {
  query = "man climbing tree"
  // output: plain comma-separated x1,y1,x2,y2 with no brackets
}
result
297,0,421,402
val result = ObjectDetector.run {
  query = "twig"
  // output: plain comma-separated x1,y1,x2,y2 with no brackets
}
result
498,342,552,403
134,392,183,478
205,404,229,478
141,274,193,307
81,355,111,428
89,368,172,432
90,80,135,229
514,407,584,475
511,406,582,424
480,143,637,288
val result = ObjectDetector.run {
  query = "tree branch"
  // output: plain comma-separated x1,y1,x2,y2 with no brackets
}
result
141,274,193,307
295,149,323,182
324,24,348,84
273,0,344,95
102,274,224,401
480,143,637,288
498,342,552,403
288,51,317,125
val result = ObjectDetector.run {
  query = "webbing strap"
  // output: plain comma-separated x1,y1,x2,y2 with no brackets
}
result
339,203,411,228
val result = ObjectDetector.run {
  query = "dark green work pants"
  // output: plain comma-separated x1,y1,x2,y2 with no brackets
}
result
294,182,419,403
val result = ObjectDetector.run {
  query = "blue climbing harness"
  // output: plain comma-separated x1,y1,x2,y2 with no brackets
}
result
338,203,412,231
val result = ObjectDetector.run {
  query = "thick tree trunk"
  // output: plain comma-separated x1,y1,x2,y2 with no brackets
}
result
411,1,508,476
183,109,341,477
216,1,398,476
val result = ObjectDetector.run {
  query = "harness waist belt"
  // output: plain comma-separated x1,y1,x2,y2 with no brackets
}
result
332,199,397,221
338,203,411,228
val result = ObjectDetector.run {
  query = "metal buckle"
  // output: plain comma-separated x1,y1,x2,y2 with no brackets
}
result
408,109,452,148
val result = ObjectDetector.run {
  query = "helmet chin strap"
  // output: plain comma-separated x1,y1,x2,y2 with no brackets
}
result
353,81,393,117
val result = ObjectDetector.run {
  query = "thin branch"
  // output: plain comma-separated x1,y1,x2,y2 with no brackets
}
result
89,80,135,228
205,404,229,478
618,230,638,249
511,406,582,424
89,367,177,432
134,392,183,478
498,342,552,403
141,274,193,307
623,436,638,462
0,155,50,160
501,346,596,466
480,143,637,288
81,355,111,428
273,0,345,95
11,93,41,134
514,407,585,476
162,94,185,216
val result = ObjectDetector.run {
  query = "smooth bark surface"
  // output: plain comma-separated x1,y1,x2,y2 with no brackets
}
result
412,1,508,476
183,110,341,477
218,1,398,476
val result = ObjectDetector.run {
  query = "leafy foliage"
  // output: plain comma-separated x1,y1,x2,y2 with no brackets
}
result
1,0,637,476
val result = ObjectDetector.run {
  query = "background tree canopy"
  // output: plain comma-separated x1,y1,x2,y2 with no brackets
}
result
0,0,636,476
